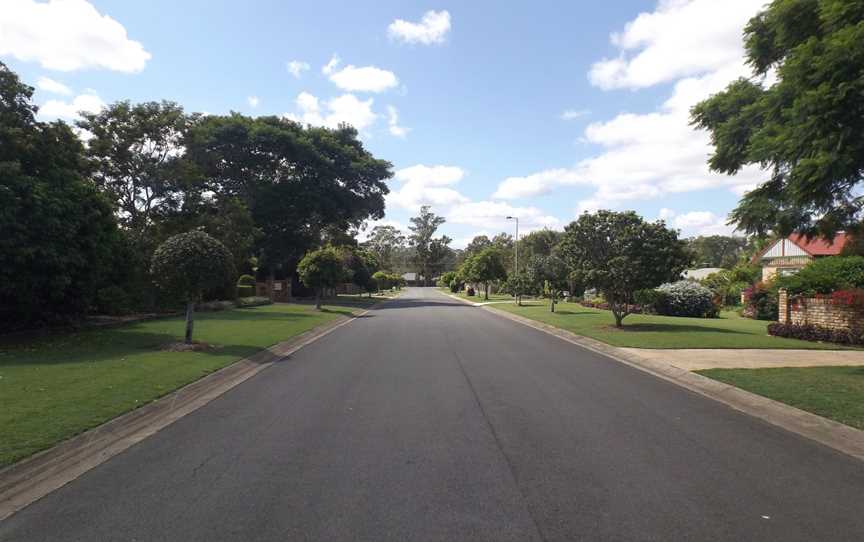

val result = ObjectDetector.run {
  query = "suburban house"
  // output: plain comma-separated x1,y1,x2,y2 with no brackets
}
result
754,233,848,281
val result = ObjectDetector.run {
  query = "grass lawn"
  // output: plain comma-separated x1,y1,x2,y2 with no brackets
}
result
445,289,514,303
484,298,849,350
0,301,366,468
697,366,864,430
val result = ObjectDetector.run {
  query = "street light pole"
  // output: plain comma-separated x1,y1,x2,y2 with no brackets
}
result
506,216,519,274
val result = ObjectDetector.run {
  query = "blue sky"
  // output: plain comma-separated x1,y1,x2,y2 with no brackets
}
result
2,0,770,246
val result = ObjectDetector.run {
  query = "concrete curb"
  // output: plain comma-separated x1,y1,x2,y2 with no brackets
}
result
444,292,864,462
0,301,388,522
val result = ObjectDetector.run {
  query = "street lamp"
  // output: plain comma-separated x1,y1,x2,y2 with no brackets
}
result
506,216,519,274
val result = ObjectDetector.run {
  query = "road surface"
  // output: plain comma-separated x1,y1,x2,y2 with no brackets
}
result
2,288,863,541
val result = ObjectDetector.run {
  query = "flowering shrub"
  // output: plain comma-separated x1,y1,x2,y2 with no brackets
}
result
653,280,719,318
742,281,778,320
830,289,864,307
767,322,864,345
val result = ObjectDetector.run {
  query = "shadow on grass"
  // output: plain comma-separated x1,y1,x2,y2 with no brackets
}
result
602,323,748,334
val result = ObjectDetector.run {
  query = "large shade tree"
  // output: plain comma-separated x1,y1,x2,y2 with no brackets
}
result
558,211,689,326
0,62,121,328
363,224,405,271
460,247,507,300
691,0,864,239
185,114,391,278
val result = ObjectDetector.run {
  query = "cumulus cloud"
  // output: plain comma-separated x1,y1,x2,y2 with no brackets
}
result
247,96,260,108
0,0,151,72
284,91,377,131
658,208,736,236
448,201,560,231
38,91,105,120
286,60,310,78
386,165,468,211
387,106,408,137
388,10,451,45
329,64,398,93
36,76,72,95
495,0,767,213
589,0,763,90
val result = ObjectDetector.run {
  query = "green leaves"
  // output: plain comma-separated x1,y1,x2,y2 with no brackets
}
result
297,247,346,290
150,231,236,302
692,0,864,238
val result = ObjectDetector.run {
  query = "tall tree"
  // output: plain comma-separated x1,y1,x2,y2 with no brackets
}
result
0,62,121,327
691,0,864,239
363,224,405,271
78,101,192,246
408,205,447,285
686,235,748,268
558,211,689,327
464,235,492,257
185,114,391,276
519,229,562,258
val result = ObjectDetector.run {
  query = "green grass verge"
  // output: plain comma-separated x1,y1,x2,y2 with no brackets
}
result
697,366,864,430
481,298,849,350
0,301,364,467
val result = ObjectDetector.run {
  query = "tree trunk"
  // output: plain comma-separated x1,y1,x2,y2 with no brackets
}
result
315,289,322,310
484,283,489,300
613,305,624,327
550,294,555,313
184,301,195,344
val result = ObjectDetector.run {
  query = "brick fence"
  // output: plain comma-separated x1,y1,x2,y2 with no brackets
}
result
778,289,864,333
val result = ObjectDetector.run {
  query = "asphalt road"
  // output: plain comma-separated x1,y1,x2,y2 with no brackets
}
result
2,288,864,541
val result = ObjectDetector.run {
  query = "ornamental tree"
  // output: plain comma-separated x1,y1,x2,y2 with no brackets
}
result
526,254,569,312
151,231,236,344
297,247,347,310
461,247,507,300
558,210,689,326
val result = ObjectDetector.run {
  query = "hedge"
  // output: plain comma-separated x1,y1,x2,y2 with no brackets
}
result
767,322,864,346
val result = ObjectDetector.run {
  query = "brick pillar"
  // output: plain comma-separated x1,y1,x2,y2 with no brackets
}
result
778,288,789,324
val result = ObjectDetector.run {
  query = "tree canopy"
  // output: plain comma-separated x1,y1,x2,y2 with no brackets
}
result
408,206,451,285
686,235,748,268
691,0,864,239
297,247,347,309
0,61,122,328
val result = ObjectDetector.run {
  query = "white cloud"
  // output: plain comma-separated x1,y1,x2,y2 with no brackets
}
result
561,109,590,120
247,96,260,108
658,209,736,236
495,0,767,212
322,54,341,75
38,92,105,120
285,91,377,131
36,76,72,95
286,60,310,78
388,10,451,45
386,165,468,211
328,64,399,93
0,0,150,72
448,201,560,231
589,0,764,90
387,106,408,137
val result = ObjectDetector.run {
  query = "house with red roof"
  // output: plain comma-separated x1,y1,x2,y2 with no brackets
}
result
753,233,849,282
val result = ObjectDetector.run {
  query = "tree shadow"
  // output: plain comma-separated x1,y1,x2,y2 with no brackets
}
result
607,323,747,334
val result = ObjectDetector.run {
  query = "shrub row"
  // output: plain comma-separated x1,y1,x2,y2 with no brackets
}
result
767,322,864,346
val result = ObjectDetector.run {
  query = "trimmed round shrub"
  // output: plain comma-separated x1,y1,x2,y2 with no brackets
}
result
237,274,256,287
654,280,717,318
236,285,255,298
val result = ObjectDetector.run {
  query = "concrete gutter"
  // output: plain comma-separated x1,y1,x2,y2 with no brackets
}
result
0,302,386,522
445,292,864,462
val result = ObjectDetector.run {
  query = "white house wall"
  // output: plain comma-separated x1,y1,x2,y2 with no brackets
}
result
763,239,809,258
